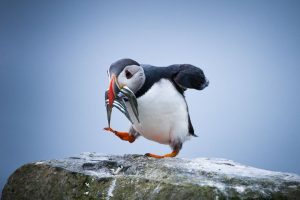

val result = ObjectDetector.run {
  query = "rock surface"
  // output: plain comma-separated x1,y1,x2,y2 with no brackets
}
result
2,152,300,200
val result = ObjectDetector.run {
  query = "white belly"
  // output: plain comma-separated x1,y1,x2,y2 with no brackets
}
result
126,79,190,145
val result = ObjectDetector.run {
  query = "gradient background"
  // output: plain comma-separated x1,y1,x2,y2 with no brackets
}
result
1,0,300,192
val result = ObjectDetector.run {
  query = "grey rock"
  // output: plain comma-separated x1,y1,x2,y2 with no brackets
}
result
2,152,300,200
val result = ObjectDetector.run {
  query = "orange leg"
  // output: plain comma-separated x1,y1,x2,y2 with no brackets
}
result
104,127,135,143
145,150,179,159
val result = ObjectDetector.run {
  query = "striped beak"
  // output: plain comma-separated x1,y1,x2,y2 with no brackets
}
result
105,75,139,127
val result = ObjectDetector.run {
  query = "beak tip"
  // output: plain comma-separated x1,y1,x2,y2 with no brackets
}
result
106,104,112,128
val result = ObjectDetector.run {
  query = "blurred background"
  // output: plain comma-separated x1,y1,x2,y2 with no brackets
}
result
1,0,300,192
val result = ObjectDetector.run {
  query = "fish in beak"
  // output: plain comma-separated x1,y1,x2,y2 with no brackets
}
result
105,74,139,127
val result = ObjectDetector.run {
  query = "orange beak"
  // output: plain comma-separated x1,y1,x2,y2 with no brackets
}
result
105,74,118,127
107,75,116,108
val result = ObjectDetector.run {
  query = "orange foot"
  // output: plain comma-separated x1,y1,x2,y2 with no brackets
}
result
104,127,135,143
145,150,179,159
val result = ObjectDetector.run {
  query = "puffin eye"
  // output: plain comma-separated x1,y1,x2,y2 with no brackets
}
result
125,69,133,79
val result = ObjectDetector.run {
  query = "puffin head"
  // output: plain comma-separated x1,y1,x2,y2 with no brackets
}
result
106,58,145,126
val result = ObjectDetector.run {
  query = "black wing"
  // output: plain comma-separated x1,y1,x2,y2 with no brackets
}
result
168,64,208,137
169,64,209,90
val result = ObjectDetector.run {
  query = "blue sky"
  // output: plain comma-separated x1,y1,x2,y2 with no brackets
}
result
1,0,300,191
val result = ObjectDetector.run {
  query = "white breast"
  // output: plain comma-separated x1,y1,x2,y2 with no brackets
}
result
126,79,190,145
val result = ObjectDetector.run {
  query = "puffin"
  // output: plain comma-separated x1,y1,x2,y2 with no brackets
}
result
104,58,209,158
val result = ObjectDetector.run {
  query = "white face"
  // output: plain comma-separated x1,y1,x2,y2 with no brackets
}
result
117,65,146,94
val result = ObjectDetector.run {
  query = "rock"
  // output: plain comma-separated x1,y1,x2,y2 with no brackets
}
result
2,153,300,200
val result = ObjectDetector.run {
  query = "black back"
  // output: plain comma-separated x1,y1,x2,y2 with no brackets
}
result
135,65,176,98
136,64,208,98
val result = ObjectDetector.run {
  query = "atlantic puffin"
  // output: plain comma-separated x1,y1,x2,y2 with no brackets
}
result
104,58,209,158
